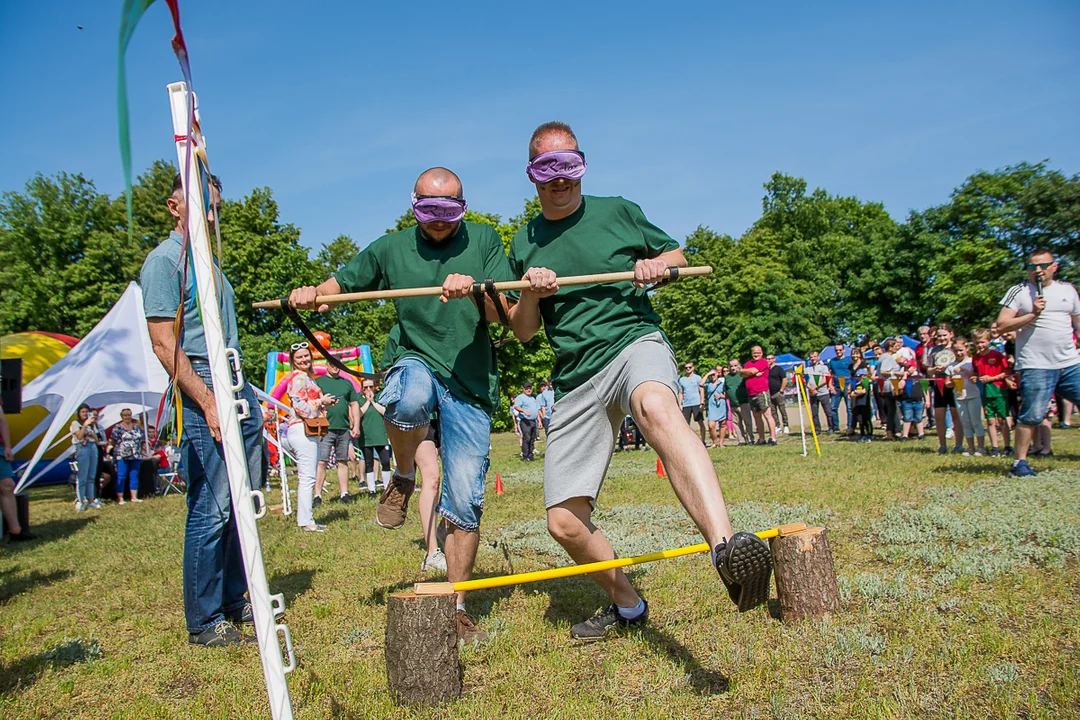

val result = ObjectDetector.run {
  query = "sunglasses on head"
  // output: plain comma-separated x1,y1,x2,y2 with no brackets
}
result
1026,261,1053,270
291,342,310,351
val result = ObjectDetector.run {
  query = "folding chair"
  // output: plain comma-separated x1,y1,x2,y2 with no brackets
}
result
158,457,186,496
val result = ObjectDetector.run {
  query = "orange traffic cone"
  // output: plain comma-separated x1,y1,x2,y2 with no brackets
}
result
495,472,504,494
656,458,666,478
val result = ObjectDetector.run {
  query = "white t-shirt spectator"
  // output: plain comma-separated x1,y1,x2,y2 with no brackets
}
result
1001,280,1080,370
877,353,901,394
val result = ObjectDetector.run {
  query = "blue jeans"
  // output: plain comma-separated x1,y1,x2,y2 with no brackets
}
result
378,357,490,531
900,400,925,424
75,443,98,503
181,363,265,633
1018,363,1080,426
830,388,852,431
116,457,140,496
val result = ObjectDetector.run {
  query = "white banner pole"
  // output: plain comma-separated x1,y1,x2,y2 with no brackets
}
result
168,82,294,720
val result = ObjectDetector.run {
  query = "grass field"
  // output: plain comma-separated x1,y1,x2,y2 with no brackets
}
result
2,424,1080,719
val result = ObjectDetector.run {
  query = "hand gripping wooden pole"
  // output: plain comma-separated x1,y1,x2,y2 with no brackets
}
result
252,266,713,309
413,523,807,595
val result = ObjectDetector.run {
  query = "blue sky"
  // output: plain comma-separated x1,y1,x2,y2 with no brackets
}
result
2,1,1077,252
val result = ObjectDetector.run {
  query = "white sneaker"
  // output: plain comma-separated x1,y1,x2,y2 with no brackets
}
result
89,500,102,509
118,499,126,505
75,502,87,512
130,497,144,503
783,426,790,434
945,428,954,439
422,548,448,573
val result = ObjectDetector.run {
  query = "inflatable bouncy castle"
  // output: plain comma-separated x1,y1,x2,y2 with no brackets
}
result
0,331,80,479
264,334,374,411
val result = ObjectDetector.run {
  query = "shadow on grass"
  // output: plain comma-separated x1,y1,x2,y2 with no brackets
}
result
638,625,730,695
318,509,349,525
5,516,98,552
934,462,1012,475
0,638,103,695
0,567,74,605
270,568,317,604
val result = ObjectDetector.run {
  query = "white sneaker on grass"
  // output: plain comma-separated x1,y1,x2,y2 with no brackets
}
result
421,548,448,573
75,501,87,512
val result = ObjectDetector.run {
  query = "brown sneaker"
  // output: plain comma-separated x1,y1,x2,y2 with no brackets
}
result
455,609,488,644
375,473,415,530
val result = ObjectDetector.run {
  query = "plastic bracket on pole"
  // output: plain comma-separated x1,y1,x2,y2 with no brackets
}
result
235,398,251,422
277,623,296,673
252,489,267,519
271,592,286,617
225,348,245,393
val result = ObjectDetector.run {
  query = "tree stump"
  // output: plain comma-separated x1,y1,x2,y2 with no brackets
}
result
769,526,841,622
385,592,461,705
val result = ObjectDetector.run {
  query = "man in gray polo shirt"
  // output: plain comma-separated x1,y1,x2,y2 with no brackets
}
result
140,173,265,647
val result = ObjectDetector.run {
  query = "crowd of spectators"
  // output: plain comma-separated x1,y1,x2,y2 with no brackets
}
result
670,249,1079,475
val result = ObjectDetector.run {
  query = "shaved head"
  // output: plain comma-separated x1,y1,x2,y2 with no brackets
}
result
414,167,463,198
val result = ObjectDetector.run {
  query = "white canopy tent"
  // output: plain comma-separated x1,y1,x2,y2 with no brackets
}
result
14,282,170,492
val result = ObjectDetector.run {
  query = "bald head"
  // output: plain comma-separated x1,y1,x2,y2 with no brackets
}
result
414,167,463,198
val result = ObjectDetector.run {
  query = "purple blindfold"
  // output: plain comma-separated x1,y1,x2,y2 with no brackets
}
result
411,193,467,224
526,150,587,184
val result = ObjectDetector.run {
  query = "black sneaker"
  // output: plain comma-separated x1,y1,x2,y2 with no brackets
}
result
951,445,964,455
225,603,254,625
312,495,322,508
937,446,948,455
189,621,254,647
989,447,1001,458
7,529,36,543
714,532,773,612
570,601,649,640
766,438,777,446
339,493,353,504
1003,446,1014,457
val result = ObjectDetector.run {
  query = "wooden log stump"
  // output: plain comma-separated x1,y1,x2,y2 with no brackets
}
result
769,526,841,622
385,592,461,705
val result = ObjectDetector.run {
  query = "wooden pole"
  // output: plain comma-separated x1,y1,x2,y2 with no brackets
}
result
769,526,841,622
385,592,462,705
414,522,806,595
252,266,713,309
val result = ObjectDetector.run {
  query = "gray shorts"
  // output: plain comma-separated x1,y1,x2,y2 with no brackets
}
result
543,332,678,509
318,428,352,463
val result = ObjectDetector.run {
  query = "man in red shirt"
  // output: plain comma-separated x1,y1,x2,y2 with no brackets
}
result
972,328,1012,456
740,346,776,446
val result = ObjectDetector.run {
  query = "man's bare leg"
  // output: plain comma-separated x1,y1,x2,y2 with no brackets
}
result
336,463,349,497
444,524,479,605
547,497,639,607
1014,423,1034,460
386,425,426,476
415,440,441,556
632,381,733,548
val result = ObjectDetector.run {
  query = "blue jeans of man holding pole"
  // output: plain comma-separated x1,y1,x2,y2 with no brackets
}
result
180,364,265,637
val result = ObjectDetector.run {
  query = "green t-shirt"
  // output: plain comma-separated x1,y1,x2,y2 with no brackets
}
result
381,325,400,370
358,402,389,447
335,222,512,415
507,196,679,399
724,374,749,406
315,375,357,431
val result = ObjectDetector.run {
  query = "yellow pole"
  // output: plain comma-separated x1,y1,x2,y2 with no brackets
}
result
797,372,822,457
414,523,806,595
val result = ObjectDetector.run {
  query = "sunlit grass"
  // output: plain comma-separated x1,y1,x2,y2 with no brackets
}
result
2,424,1079,719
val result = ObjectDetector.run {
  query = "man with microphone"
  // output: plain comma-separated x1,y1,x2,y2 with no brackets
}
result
996,248,1080,477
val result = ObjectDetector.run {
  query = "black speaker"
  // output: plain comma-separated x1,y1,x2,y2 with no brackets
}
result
1,358,22,414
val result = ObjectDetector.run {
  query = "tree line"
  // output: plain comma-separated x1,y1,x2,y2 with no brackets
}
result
1,160,1076,430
